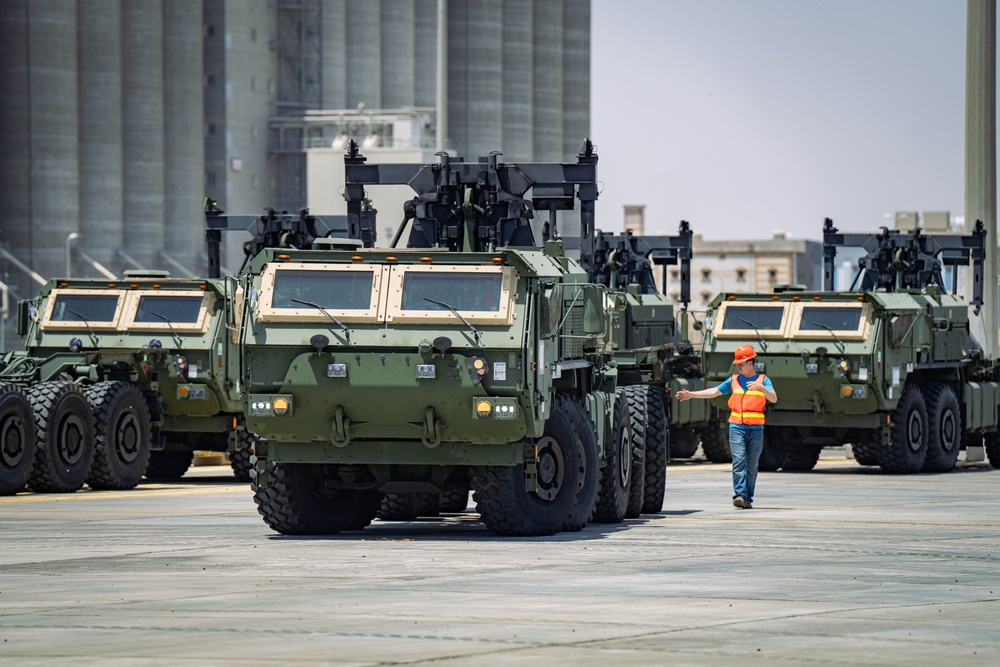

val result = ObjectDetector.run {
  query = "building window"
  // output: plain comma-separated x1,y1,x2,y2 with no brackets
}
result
701,291,712,304
670,269,679,281
735,268,747,282
768,268,778,284
669,291,680,303
701,268,712,282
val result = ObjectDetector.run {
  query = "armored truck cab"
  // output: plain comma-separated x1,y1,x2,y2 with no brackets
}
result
701,220,1000,473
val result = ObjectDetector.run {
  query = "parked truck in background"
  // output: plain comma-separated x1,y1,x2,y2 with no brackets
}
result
700,218,1000,473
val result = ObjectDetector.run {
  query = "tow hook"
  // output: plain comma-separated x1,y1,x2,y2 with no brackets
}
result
332,405,351,446
422,407,443,448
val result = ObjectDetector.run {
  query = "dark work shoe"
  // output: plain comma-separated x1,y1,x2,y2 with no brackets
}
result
733,496,745,509
744,501,753,510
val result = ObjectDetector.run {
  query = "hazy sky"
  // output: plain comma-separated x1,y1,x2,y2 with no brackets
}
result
591,0,972,241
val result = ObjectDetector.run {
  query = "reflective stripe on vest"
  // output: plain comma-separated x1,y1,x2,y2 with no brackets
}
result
727,373,768,426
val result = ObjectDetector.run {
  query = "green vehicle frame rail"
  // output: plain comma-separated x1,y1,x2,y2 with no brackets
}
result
239,140,669,536
0,207,348,496
700,217,1000,473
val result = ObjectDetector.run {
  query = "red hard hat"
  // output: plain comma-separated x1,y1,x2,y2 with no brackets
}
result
733,345,757,364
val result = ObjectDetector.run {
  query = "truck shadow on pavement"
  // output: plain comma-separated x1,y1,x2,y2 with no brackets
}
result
264,513,676,542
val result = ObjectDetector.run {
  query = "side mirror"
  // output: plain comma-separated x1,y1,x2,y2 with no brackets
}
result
537,286,560,339
580,284,607,336
16,300,36,337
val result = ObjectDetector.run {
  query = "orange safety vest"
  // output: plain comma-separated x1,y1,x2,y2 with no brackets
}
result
727,373,768,426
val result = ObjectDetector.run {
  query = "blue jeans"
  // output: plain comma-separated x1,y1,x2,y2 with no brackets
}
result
729,425,764,503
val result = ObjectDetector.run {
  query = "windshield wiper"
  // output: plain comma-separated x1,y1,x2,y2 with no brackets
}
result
290,297,351,341
738,317,768,352
66,308,100,346
150,311,184,348
423,297,481,345
813,322,846,354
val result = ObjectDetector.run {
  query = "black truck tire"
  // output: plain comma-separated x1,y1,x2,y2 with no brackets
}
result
145,448,194,479
85,381,152,490
254,461,381,534
438,487,470,513
669,430,699,459
922,383,961,473
229,430,256,483
595,388,632,523
0,384,36,496
700,422,732,463
851,439,879,466
758,426,787,472
623,390,646,519
625,385,668,514
26,382,95,493
377,492,426,520
561,394,600,532
472,393,588,536
879,383,928,474
985,432,1000,469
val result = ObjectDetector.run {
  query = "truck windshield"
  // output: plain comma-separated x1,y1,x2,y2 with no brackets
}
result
401,273,503,312
721,306,784,330
800,306,862,331
272,270,374,310
49,294,120,322
133,295,204,323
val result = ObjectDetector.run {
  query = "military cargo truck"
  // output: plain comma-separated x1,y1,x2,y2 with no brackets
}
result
0,206,346,496
700,219,1000,474
245,141,659,536
0,273,247,493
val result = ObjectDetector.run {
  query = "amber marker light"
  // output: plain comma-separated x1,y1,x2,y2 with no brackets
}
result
130,283,139,288
385,256,398,262
277,254,291,260
420,256,433,263
152,284,162,289
492,257,503,264
272,397,289,415
841,386,853,398
351,255,364,262
59,282,69,287
107,283,117,288
178,386,190,398
476,400,492,417
813,295,822,301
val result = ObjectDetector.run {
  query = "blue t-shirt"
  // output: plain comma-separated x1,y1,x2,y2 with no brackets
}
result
716,373,774,431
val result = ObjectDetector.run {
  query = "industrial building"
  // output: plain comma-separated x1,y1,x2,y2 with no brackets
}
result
0,0,591,345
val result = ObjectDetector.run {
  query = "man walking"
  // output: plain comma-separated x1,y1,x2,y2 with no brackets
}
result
676,345,777,509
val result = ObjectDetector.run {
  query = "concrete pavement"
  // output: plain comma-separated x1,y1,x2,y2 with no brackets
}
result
1,452,998,666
